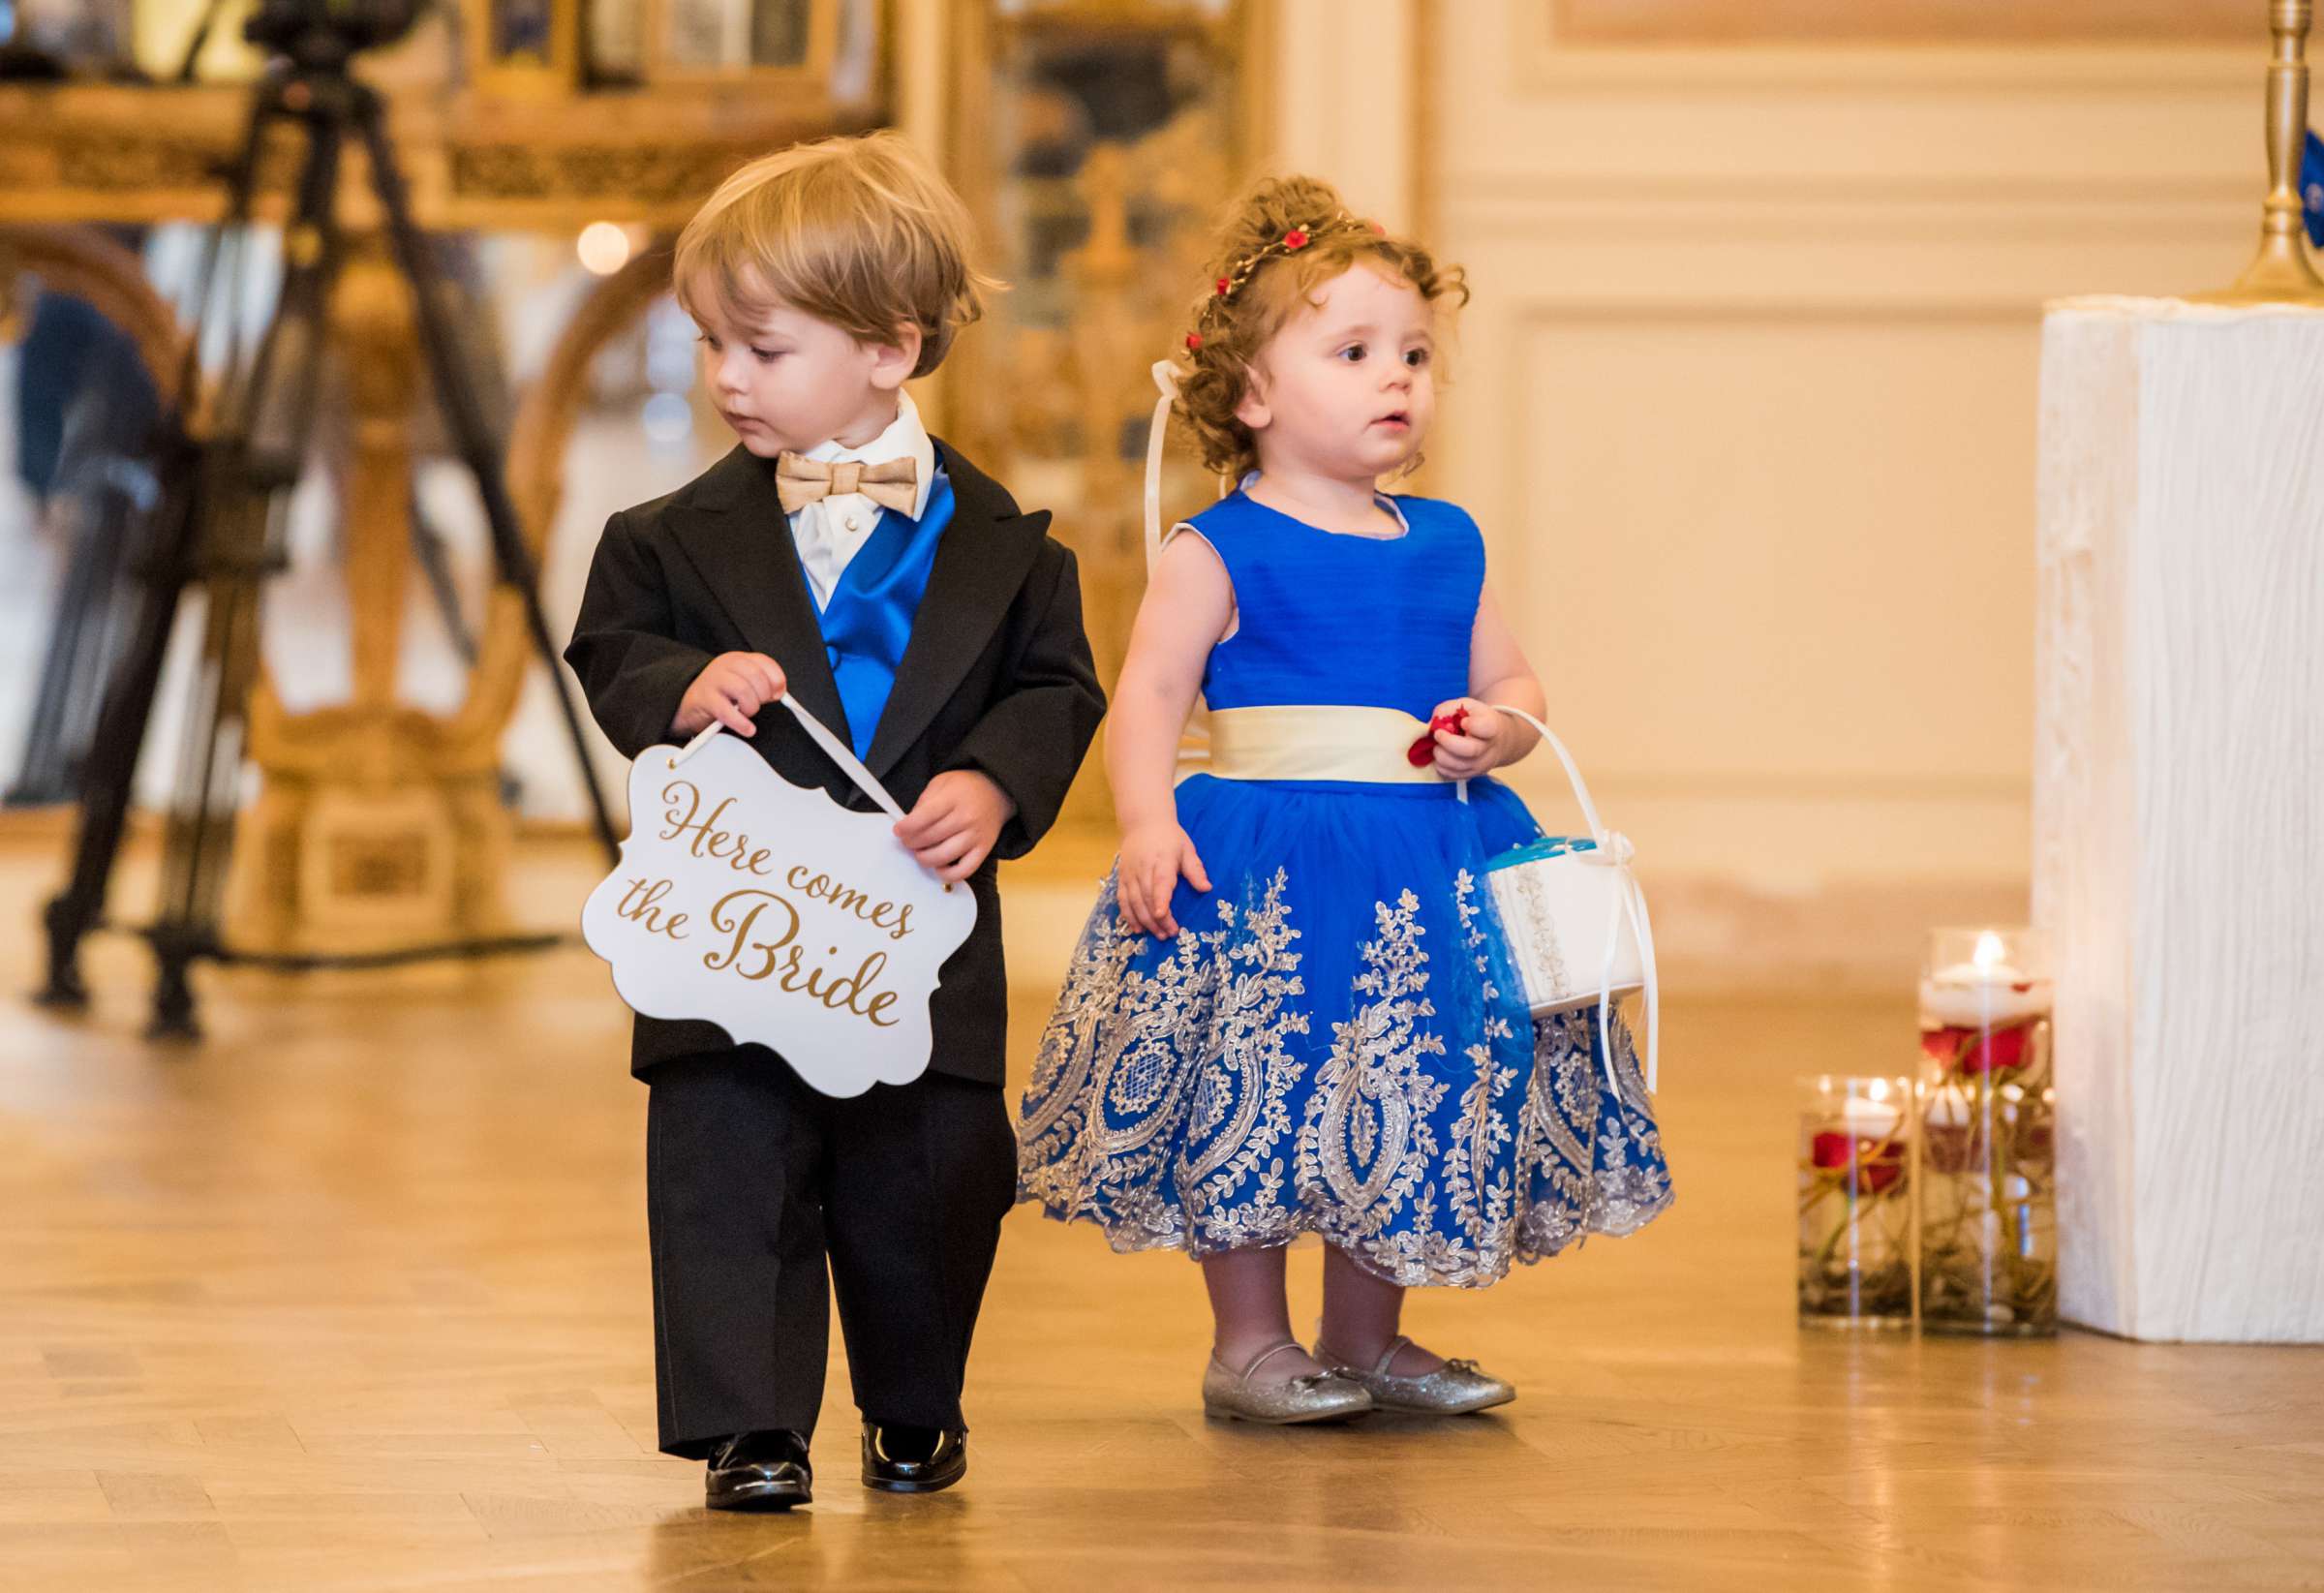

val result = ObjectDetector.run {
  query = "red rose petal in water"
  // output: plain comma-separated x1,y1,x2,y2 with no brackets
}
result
1860,1160,1904,1196
1958,1023,2032,1075
1810,1131,1853,1170
1921,1026,1972,1065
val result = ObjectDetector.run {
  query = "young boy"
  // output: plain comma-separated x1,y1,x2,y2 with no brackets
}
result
565,132,1103,1510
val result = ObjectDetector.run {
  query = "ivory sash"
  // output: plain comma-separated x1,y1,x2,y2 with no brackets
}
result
1203,705,1443,785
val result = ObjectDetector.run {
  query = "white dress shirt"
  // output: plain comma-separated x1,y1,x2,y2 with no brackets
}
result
787,390,937,609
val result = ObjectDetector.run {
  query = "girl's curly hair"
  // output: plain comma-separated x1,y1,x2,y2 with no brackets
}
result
1171,174,1468,479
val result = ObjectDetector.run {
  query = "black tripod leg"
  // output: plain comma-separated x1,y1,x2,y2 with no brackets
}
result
34,440,204,1009
350,87,622,863
145,491,272,1041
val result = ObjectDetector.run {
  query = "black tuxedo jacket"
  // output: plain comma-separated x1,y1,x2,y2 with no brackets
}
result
564,438,1106,1085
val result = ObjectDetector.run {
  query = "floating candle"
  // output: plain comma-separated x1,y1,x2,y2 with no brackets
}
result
1918,929,2054,1028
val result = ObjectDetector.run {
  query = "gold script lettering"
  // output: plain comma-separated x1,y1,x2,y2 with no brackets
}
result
703,888,801,978
658,781,774,876
783,864,915,942
616,876,689,940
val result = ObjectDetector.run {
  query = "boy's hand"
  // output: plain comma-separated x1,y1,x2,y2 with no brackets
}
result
895,771,1018,885
1427,697,1514,781
1116,820,1212,940
675,653,786,738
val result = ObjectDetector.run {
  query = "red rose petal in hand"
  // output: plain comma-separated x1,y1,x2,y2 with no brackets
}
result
1406,707,1470,768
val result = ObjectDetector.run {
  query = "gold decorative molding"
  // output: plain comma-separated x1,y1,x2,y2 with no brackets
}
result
0,84,871,231
1547,0,2260,47
1512,5,2253,93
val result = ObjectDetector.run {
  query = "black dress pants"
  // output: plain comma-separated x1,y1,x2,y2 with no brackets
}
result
644,1052,1018,1459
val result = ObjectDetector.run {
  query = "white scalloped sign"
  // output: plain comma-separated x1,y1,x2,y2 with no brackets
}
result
581,732,977,1097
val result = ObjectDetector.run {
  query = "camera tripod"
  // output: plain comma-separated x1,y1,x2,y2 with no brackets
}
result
36,29,620,1039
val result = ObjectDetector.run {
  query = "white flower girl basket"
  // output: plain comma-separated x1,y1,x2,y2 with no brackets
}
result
1473,707,1660,1097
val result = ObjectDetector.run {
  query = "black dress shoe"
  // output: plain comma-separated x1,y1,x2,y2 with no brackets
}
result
705,1429,812,1511
860,1421,967,1493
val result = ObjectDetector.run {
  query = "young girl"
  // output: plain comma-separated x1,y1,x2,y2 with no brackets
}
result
1017,176,1672,1423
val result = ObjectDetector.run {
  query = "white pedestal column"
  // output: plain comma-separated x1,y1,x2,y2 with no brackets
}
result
2034,296,2324,1343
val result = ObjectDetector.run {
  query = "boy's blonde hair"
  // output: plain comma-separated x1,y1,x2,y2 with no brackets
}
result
673,130,996,379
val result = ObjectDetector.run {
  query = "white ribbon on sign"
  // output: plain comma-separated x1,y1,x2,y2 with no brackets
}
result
671,695,906,823
1461,706,1659,1097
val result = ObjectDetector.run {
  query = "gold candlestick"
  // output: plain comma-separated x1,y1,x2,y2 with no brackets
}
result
2202,0,2324,303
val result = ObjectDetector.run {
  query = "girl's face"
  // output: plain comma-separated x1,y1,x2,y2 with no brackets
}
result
689,286,916,457
1236,263,1437,483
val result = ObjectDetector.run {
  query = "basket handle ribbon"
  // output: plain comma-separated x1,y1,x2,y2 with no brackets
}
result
1464,706,1659,1096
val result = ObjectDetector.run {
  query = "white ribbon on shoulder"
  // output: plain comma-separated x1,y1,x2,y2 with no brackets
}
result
1144,358,1183,574
1462,705,1659,1097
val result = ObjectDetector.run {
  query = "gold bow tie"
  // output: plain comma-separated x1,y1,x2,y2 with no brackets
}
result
775,453,919,516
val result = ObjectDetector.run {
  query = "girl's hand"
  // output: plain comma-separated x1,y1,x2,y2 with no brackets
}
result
1117,821,1212,939
675,652,786,737
1428,697,1512,780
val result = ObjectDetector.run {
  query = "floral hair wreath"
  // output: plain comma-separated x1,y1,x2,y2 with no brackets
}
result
1184,210,1388,352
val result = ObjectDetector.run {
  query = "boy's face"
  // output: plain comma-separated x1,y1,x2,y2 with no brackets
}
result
690,290,917,457
1237,263,1436,484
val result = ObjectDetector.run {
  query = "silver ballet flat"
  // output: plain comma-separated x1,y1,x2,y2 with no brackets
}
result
1201,1341,1374,1425
1320,1333,1515,1416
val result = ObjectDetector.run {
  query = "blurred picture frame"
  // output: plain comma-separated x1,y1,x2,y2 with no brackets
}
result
645,0,837,83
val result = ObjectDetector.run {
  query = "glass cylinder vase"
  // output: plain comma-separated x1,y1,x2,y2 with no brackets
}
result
1915,928,2058,1336
1797,1074,1913,1330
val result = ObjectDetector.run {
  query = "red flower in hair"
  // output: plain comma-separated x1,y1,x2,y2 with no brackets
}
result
1214,276,1232,296
1284,229,1309,251
1367,220,1387,235
1185,331,1203,352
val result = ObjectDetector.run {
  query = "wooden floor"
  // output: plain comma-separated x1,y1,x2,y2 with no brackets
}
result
2,839,2320,1592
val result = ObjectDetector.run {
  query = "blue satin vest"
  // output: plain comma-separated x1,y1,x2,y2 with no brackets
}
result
806,471,956,759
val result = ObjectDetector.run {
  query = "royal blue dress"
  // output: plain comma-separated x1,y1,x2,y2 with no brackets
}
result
1016,488,1672,1287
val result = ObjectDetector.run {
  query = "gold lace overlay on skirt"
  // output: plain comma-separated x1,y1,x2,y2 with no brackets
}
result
1017,865,1672,1288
